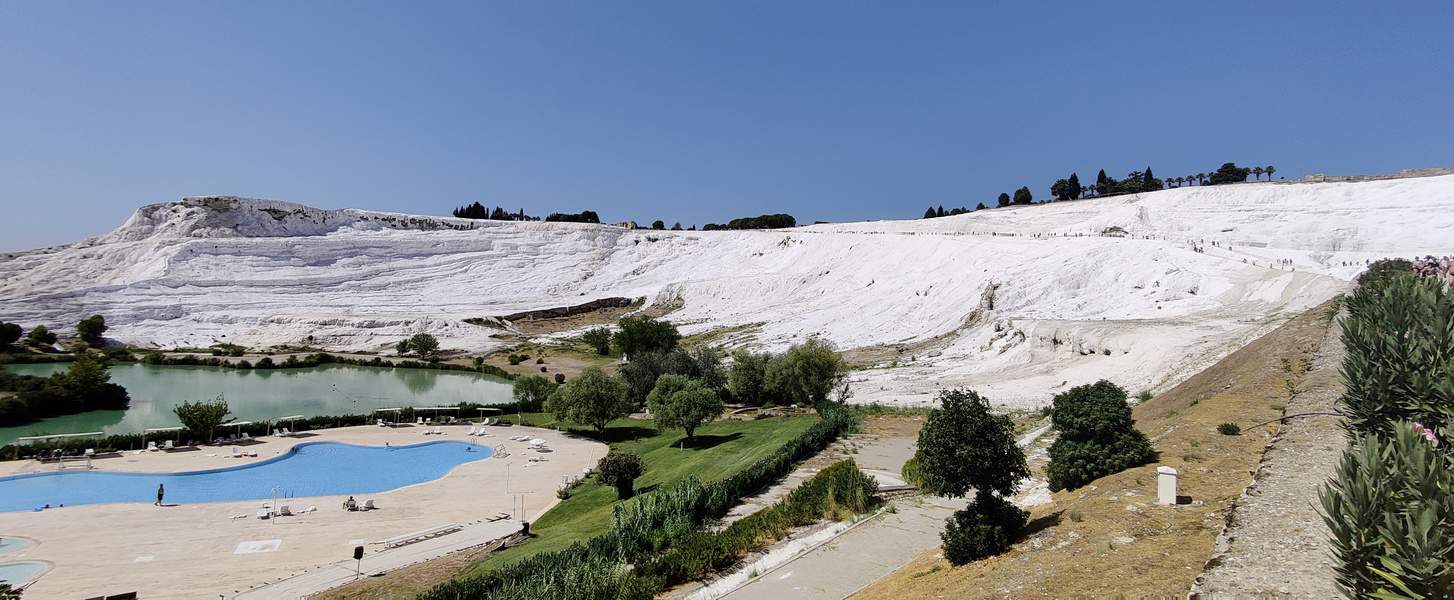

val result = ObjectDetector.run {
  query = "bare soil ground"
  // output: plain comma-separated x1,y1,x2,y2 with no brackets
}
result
850,299,1339,600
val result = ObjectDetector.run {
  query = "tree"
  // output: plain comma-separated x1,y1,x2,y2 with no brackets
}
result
646,375,723,441
1196,172,1208,185
936,205,946,218
996,192,1011,208
923,207,937,219
975,202,987,211
613,315,680,356
582,327,613,355
544,366,631,433
1095,169,1114,196
651,220,665,230
596,451,644,499
1067,172,1081,199
174,395,231,443
764,337,845,407
76,315,107,347
728,350,772,406
0,322,20,347
1050,178,1071,201
1208,162,1251,185
395,338,411,355
407,333,440,358
512,374,555,412
1252,166,1264,180
26,325,56,347
1046,380,1157,491
917,388,1030,564
670,222,683,231
1012,186,1033,205
1265,165,1276,180
0,582,21,600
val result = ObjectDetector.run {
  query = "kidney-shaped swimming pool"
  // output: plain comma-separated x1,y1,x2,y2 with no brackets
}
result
0,441,493,513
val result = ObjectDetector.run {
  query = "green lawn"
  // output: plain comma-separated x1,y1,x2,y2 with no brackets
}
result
461,412,819,578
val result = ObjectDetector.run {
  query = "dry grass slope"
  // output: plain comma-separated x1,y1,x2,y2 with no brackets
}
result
851,299,1339,600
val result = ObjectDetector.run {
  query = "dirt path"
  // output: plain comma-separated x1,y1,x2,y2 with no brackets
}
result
1190,310,1345,598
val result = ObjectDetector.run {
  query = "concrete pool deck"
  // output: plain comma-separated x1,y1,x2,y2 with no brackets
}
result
0,422,605,599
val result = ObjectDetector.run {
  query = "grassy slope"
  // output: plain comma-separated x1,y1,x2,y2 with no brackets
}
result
462,413,819,578
316,412,818,599
852,299,1340,599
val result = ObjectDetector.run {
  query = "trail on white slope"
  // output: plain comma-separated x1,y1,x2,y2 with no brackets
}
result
2,176,1451,408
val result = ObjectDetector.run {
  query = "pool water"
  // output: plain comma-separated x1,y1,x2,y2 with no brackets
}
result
0,441,493,512
0,560,46,585
0,537,31,555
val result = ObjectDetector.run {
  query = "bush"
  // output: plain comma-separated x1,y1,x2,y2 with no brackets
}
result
508,353,529,365
174,395,231,443
512,375,556,412
598,451,645,499
1321,424,1454,598
408,333,440,358
941,493,1028,565
76,314,107,347
728,350,772,406
1340,272,1454,437
765,337,846,408
900,451,925,488
26,325,57,347
646,375,723,441
1217,422,1241,435
0,322,20,348
1046,380,1156,492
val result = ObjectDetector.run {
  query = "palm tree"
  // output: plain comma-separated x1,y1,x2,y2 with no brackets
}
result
1265,165,1276,180
1175,176,1185,187
1197,173,1207,186
1187,174,1197,186
1253,166,1264,180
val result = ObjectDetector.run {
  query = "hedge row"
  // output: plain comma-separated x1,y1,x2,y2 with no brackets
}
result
136,351,515,379
419,407,860,600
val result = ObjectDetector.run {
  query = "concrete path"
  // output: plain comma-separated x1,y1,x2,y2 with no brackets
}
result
235,519,521,599
722,495,963,600
1190,312,1344,598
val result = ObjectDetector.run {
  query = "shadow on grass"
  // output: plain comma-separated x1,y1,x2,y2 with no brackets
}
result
675,432,743,450
577,425,656,444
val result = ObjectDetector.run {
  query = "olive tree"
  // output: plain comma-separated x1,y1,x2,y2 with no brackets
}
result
544,366,632,433
511,374,555,412
408,333,440,358
646,374,722,441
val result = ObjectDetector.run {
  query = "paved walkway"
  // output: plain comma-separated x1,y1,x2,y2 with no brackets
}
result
1190,312,1343,598
235,519,522,599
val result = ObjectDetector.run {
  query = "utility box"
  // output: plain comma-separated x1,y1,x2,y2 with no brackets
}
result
1157,466,1178,505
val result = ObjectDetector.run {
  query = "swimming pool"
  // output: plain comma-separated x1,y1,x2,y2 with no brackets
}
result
0,441,493,512
0,560,46,586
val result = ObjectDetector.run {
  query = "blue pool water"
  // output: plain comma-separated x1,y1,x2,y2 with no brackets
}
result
0,561,46,585
0,441,492,512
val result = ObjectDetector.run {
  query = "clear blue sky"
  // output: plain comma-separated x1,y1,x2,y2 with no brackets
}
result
2,1,1451,250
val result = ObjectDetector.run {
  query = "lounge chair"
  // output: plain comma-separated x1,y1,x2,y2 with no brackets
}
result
247,449,258,457
147,441,159,452
278,505,293,516
241,432,251,441
363,499,376,510
231,446,243,458
163,440,175,450
256,509,272,520
417,417,424,424
466,427,478,436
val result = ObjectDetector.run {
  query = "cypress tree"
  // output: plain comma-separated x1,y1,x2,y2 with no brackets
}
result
997,193,1011,208
924,207,937,219
1068,173,1081,199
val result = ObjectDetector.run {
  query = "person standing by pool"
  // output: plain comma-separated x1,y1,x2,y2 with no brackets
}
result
155,483,165,506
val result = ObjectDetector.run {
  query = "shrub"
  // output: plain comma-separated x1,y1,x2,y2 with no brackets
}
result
728,350,772,406
900,451,925,488
76,314,107,347
597,451,645,499
1339,272,1454,438
0,322,20,348
555,373,566,384
941,493,1028,565
1046,380,1156,492
1321,424,1454,598
408,333,440,358
1217,422,1241,436
507,353,529,365
26,325,57,347
764,337,846,408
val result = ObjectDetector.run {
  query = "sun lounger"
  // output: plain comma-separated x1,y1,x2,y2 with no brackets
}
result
147,441,159,452
241,432,251,441
278,505,293,516
300,506,317,514
256,509,272,520
231,447,243,458
417,417,424,424
163,440,175,450
363,499,376,510
466,427,478,436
